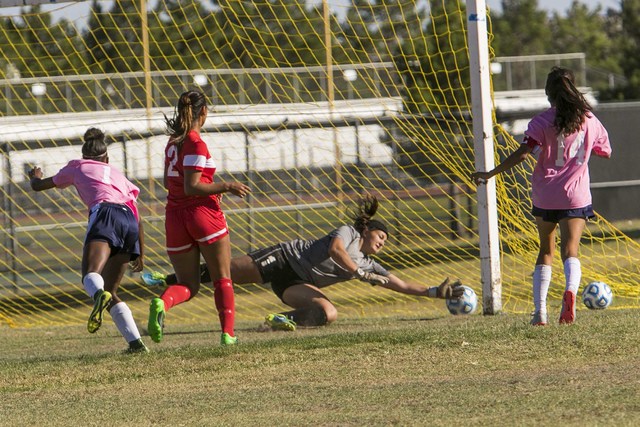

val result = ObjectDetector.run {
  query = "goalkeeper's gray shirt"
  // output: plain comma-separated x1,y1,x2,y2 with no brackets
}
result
279,224,390,288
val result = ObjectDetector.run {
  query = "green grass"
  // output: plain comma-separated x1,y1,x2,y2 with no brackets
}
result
3,309,640,426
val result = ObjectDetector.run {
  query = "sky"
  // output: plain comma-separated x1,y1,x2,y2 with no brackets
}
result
0,0,624,24
486,0,620,13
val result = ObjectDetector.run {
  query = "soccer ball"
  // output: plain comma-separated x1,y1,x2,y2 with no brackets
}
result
446,285,478,315
581,281,613,309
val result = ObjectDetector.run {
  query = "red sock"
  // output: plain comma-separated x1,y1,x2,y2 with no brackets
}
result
161,284,191,310
214,278,235,336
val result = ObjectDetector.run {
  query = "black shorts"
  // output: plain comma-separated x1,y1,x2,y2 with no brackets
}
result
86,202,140,260
531,205,595,224
248,244,306,301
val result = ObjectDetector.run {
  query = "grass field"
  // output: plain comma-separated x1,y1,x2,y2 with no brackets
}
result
3,308,640,426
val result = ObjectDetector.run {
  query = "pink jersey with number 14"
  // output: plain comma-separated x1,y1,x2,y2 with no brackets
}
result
52,159,140,220
523,107,612,210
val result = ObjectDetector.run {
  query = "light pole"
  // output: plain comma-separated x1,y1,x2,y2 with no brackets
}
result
193,74,208,88
31,83,46,114
343,68,357,100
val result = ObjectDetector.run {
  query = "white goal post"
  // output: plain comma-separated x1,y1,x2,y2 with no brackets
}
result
466,0,502,314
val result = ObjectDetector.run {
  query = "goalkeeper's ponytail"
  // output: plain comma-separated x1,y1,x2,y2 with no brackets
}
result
351,195,388,236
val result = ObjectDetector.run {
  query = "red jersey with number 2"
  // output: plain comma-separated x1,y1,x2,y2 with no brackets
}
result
165,130,221,212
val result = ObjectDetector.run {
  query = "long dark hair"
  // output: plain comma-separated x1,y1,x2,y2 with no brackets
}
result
350,195,388,236
545,66,593,136
164,90,208,151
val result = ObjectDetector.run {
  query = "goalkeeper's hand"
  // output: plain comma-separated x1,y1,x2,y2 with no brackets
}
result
437,277,464,299
356,268,389,286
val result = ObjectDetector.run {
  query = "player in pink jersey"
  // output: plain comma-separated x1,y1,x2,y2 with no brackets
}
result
29,127,149,353
147,90,251,346
471,66,612,326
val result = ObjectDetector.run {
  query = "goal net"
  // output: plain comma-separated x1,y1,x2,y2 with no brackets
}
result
0,0,638,328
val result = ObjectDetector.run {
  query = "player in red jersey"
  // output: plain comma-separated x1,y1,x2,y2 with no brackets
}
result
148,90,251,346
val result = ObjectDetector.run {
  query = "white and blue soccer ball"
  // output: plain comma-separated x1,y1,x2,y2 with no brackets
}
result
446,285,478,315
582,281,613,310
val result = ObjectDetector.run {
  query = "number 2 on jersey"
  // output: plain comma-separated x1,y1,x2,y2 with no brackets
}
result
166,145,179,177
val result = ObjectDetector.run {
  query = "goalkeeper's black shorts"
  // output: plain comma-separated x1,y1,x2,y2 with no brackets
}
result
248,244,306,301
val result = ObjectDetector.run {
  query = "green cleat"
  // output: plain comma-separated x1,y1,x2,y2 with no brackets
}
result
265,313,296,331
125,339,150,354
148,297,166,343
87,290,112,334
141,271,167,287
220,332,237,346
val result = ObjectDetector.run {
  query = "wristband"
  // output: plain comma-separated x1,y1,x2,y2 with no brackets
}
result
355,268,365,279
427,286,438,298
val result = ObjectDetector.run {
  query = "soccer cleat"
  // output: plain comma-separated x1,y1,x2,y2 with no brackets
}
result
559,291,576,324
87,290,112,334
530,310,548,326
148,297,166,343
141,271,167,287
125,339,150,354
265,313,297,331
220,332,237,346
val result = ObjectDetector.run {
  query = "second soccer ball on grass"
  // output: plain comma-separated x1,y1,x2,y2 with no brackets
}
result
582,281,613,310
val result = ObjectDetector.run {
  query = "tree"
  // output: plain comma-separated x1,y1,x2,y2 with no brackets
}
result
400,0,469,115
1,5,82,78
149,0,218,71
84,0,143,73
491,0,551,56
213,0,327,68
618,0,640,99
549,1,622,97
391,0,472,183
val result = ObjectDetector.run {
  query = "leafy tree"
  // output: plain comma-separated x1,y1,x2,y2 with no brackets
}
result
390,1,472,182
212,0,328,68
400,0,469,115
549,1,622,96
340,0,378,63
0,16,24,79
491,0,551,56
618,0,640,99
84,0,143,73
149,0,218,71
0,6,82,78
342,0,427,63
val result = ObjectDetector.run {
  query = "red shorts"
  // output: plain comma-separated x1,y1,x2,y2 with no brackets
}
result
165,205,228,254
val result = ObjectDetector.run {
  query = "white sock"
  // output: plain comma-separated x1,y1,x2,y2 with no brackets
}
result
533,264,552,314
109,302,141,343
564,257,581,295
83,272,104,300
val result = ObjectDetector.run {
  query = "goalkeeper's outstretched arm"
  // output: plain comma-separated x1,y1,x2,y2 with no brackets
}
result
379,275,464,299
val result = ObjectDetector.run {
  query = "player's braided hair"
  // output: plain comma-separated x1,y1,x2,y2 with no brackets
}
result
350,195,389,236
82,127,108,159
545,66,593,136
164,90,208,151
